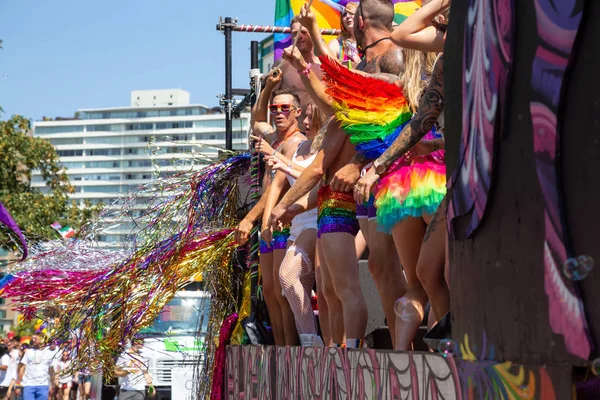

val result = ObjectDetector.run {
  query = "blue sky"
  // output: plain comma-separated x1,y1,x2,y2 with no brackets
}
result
0,0,276,121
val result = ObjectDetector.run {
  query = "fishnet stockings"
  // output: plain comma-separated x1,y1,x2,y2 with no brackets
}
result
279,245,317,335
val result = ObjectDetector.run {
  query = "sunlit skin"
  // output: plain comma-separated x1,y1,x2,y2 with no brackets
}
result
270,94,302,134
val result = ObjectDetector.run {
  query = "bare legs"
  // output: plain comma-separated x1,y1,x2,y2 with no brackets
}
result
320,232,368,342
366,219,406,348
318,240,346,344
391,217,428,350
260,251,284,345
315,240,333,346
416,200,450,324
273,247,299,345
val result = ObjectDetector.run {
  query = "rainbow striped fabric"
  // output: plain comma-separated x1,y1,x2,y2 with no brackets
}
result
318,54,413,159
274,0,422,60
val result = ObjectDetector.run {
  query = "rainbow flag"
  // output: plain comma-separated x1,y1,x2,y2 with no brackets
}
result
274,0,422,60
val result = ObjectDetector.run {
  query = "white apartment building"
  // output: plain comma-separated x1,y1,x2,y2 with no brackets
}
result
32,89,250,244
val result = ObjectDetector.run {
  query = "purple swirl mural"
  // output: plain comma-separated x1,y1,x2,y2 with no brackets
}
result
529,0,592,360
447,0,514,238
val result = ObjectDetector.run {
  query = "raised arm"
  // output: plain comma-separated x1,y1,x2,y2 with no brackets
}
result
252,68,282,127
391,0,450,53
298,4,336,59
282,46,334,116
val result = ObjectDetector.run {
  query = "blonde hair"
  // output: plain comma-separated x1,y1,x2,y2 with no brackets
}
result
399,49,438,113
310,103,327,133
306,103,327,153
310,123,329,154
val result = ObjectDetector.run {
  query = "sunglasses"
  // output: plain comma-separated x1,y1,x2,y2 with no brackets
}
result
269,104,296,114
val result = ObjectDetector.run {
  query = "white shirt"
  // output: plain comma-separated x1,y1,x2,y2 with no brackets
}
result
8,349,20,381
20,348,54,386
0,354,10,387
116,352,148,391
51,360,72,385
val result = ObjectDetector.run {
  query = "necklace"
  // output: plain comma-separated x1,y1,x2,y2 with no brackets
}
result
359,37,392,59
272,127,300,150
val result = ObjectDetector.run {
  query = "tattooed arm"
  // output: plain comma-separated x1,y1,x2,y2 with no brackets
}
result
353,55,445,205
374,54,445,172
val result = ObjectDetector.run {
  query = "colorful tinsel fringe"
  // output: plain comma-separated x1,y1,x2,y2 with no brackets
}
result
2,154,251,387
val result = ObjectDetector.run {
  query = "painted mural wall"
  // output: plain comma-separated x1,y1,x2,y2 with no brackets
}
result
225,345,570,399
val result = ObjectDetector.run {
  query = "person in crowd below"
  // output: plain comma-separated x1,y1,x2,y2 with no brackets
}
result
235,68,306,345
115,339,154,400
14,334,55,400
46,340,60,400
52,351,72,400
4,338,21,400
356,0,451,350
328,2,362,68
77,368,92,400
252,102,325,346
272,17,324,125
0,344,10,400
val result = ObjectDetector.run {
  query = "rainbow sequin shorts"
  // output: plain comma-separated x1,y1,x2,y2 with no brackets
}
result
317,185,359,238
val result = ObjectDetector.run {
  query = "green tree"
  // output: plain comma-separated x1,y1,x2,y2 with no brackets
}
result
11,319,36,337
0,115,99,244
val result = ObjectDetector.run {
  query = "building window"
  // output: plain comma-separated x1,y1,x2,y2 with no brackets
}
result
50,138,84,145
125,123,153,131
57,150,84,157
35,125,84,134
88,149,110,156
0,310,6,319
87,124,125,132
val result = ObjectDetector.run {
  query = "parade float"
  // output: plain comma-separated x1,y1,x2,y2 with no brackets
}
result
0,0,599,399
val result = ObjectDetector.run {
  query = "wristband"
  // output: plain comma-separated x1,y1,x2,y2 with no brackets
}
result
272,149,277,156
299,63,312,77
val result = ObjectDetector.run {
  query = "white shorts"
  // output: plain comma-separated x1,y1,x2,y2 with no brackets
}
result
289,209,318,242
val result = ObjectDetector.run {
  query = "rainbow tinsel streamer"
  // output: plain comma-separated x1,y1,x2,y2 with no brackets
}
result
5,154,251,381
318,55,413,160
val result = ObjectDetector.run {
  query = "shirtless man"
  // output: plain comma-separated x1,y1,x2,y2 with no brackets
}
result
270,0,407,348
273,17,324,125
234,69,306,345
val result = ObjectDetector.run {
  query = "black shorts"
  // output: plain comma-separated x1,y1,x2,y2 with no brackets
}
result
0,386,9,397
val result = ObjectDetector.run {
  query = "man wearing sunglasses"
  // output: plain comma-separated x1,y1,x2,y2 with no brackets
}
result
235,68,306,345
269,0,408,349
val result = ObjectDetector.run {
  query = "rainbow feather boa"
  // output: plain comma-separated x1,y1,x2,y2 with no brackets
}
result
319,55,413,159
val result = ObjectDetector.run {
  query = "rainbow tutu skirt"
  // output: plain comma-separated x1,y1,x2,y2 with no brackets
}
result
374,147,446,234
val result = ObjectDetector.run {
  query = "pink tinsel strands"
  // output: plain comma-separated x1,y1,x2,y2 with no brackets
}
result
0,269,109,304
210,313,238,400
